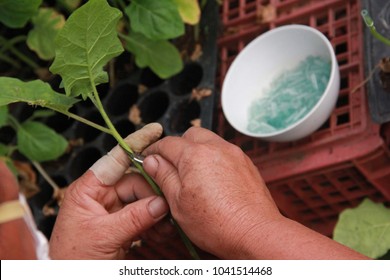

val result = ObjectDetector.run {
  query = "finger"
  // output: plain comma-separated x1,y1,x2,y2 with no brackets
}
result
143,155,182,202
115,173,155,203
143,136,191,168
182,126,225,144
0,161,19,202
144,127,225,168
107,196,169,245
126,122,163,153
89,123,163,185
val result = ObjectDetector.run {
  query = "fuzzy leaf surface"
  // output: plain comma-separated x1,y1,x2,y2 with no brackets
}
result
0,77,79,112
123,31,182,79
17,121,68,162
173,0,200,25
27,8,65,60
126,0,184,40
50,0,124,99
0,0,42,28
334,198,390,258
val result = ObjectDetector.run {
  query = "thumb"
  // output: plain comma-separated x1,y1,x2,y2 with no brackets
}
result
143,155,182,201
108,196,169,244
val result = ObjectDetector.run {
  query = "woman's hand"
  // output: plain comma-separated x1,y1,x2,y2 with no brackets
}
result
49,123,172,259
143,127,370,260
143,127,282,259
0,161,36,259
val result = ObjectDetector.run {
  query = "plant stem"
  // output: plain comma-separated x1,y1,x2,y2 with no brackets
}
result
0,36,22,67
9,46,40,69
90,82,163,195
17,105,112,135
0,35,40,69
92,85,130,151
90,82,199,259
171,218,200,260
7,115,61,194
6,36,27,46
0,35,26,53
351,63,380,93
0,52,20,68
31,161,60,193
7,114,21,131
361,10,390,46
64,110,112,135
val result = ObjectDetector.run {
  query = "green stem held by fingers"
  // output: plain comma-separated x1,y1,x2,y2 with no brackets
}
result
90,79,200,260
46,0,200,259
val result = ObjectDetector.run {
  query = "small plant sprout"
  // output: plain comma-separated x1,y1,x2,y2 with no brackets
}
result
351,10,390,94
361,9,390,46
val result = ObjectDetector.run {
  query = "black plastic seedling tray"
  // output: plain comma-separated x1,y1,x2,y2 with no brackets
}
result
23,0,219,242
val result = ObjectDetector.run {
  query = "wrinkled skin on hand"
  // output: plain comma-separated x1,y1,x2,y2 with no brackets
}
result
143,127,370,260
143,127,282,259
49,123,174,259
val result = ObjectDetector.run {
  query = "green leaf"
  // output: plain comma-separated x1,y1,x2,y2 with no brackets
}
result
49,0,124,99
0,105,8,128
126,0,184,40
27,8,65,60
0,77,79,112
0,0,42,28
173,0,200,25
17,121,68,162
123,32,183,79
333,198,390,259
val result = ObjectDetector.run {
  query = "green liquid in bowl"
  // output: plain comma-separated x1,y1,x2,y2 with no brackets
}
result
247,55,331,134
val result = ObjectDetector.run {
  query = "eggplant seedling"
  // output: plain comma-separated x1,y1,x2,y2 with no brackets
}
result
0,0,199,259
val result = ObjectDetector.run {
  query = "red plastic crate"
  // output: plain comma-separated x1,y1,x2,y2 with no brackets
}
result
268,138,390,236
127,0,390,259
217,0,369,158
216,0,390,236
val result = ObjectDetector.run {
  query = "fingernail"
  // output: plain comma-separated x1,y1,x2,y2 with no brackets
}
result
143,155,159,178
148,196,169,219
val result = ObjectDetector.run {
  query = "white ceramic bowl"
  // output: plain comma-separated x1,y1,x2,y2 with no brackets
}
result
221,24,340,142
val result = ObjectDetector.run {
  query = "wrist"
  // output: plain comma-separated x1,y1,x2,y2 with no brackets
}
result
233,216,370,260
222,212,286,259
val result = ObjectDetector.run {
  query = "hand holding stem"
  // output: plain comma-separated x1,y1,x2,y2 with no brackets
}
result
88,84,200,259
